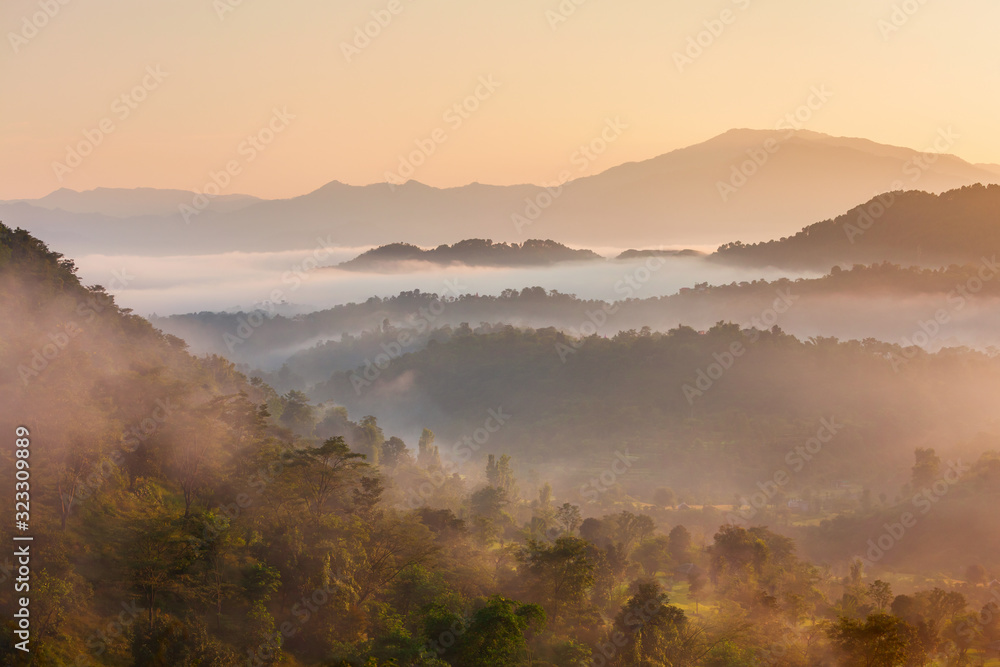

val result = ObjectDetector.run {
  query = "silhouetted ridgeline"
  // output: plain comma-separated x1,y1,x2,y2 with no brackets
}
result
9,130,1000,255
713,184,1000,270
337,238,602,271
152,261,1000,370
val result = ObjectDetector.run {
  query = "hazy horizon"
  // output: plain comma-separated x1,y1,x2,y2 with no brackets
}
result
8,127,998,202
6,2,1000,665
5,0,1000,201
73,248,798,316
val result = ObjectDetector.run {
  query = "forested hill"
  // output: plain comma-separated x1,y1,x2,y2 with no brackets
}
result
0,223,294,661
314,323,1000,495
337,238,602,271
6,224,1000,665
154,261,1000,373
713,184,1000,270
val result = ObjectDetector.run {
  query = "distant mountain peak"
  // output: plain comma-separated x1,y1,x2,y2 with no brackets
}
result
6,129,1000,255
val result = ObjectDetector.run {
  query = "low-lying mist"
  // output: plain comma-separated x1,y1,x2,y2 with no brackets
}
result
72,248,808,315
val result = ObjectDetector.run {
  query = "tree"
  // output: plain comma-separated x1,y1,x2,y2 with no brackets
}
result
653,486,677,508
942,612,980,664
485,453,517,498
168,412,224,519
531,482,556,534
354,415,385,466
709,525,769,582
580,517,611,546
911,448,941,489
918,587,966,626
448,597,546,667
633,536,671,577
130,615,240,666
417,428,441,469
613,511,656,556
123,508,198,627
244,601,282,665
353,475,385,520
381,436,411,469
965,563,989,585
687,569,708,614
279,390,315,435
470,485,510,543
668,524,692,562
868,580,893,612
519,536,596,628
352,517,437,604
30,566,86,658
554,502,582,535
828,613,921,667
289,436,367,517
611,580,701,667
54,437,99,531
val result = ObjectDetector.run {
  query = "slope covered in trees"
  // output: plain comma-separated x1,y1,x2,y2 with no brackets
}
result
314,323,1000,494
4,224,1000,666
153,260,1000,372
714,184,1000,269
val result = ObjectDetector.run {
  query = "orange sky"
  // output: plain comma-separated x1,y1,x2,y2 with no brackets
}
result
2,0,999,200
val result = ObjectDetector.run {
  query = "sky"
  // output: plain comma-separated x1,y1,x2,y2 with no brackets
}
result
2,0,1000,200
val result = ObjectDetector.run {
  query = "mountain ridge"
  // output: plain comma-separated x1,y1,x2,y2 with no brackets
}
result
5,129,999,255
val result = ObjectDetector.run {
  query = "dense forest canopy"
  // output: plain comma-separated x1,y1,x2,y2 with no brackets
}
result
3,222,1000,666
153,259,1000,372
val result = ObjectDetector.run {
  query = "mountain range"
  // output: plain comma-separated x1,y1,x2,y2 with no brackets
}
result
5,129,1000,257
